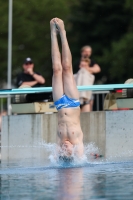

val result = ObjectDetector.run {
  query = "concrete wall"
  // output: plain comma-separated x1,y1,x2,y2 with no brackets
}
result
106,111,133,158
1,111,133,161
81,112,106,156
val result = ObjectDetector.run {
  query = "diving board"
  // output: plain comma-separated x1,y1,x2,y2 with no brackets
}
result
0,84,133,95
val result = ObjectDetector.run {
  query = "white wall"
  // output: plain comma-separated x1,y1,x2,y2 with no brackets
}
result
1,111,133,161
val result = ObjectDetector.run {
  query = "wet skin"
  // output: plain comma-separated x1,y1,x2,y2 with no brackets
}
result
57,107,84,156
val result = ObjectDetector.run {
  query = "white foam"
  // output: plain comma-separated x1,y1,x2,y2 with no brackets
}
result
38,141,100,166
0,141,101,167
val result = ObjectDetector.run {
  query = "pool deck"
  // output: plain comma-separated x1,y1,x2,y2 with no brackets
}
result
1,110,133,161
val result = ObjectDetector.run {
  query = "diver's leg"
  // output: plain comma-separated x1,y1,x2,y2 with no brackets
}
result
54,18,79,99
50,18,63,101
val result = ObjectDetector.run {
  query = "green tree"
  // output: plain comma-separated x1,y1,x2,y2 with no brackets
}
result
100,0,133,83
0,0,77,87
1,0,133,86
101,33,133,83
0,2,8,84
69,0,133,83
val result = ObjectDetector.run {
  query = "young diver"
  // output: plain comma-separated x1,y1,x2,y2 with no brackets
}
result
50,18,84,159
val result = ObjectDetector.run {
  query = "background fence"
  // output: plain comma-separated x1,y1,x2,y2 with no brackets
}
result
0,91,109,114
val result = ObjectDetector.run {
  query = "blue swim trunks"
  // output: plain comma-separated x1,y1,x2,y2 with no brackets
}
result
54,94,80,110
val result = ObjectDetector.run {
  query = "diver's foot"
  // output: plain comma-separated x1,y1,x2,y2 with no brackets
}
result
54,18,65,34
50,18,57,34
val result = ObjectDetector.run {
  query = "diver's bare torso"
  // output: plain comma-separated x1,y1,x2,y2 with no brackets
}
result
57,107,83,146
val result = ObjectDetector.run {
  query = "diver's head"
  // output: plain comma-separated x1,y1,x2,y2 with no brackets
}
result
61,141,74,156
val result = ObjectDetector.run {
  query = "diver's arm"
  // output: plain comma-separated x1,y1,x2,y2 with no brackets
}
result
75,142,84,157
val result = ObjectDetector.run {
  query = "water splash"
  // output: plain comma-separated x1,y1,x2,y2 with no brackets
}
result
1,141,101,167
40,141,101,166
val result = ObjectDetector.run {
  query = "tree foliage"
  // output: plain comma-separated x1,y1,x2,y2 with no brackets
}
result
69,0,133,83
0,0,133,87
0,0,77,86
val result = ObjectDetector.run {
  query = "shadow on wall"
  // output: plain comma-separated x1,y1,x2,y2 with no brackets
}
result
0,111,7,132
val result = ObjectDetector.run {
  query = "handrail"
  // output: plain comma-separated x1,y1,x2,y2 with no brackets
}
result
0,84,132,95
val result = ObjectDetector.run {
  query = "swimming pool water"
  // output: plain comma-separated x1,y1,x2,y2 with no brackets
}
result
0,159,133,200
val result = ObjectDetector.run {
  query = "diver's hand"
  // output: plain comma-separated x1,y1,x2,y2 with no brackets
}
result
63,141,73,156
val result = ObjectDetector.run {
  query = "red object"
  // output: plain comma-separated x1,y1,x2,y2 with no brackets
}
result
111,108,130,111
116,90,122,93
118,108,130,110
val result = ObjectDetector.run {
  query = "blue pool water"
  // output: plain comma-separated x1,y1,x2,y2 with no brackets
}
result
1,159,133,200
1,142,133,200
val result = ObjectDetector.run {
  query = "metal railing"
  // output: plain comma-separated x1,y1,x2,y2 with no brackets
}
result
0,96,7,113
0,91,109,114
92,91,109,111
